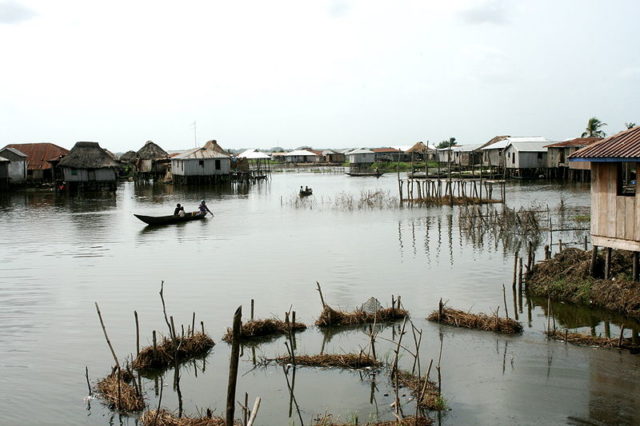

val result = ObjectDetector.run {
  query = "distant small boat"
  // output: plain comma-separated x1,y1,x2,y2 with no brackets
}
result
134,212,206,226
299,188,313,197
346,171,383,177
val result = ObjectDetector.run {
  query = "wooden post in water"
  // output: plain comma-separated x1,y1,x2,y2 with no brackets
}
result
590,246,598,277
517,257,523,293
633,252,639,282
605,247,612,280
512,252,518,290
134,310,140,357
251,299,254,321
226,306,242,426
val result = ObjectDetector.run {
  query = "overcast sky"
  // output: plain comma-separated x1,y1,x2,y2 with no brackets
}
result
1,0,639,152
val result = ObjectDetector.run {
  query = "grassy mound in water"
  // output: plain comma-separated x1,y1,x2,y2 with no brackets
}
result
133,332,215,371
96,372,145,412
315,305,408,327
427,307,523,334
221,318,307,342
528,248,640,320
276,353,380,369
141,409,231,425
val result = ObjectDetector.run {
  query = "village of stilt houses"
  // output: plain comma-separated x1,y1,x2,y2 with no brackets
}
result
2,121,640,426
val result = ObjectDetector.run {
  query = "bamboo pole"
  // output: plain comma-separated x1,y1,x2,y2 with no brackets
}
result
226,306,242,426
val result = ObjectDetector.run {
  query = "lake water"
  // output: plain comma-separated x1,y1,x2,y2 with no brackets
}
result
1,173,639,425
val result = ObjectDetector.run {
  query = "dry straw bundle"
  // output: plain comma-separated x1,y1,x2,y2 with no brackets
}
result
276,353,381,369
315,305,408,327
141,409,229,426
133,332,215,371
222,318,306,342
393,370,443,411
427,307,523,334
96,372,145,412
546,329,635,349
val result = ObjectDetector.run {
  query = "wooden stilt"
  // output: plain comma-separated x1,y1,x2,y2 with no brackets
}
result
605,247,612,280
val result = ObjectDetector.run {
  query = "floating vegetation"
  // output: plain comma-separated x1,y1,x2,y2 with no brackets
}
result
222,318,306,343
288,189,399,210
140,409,229,426
316,305,408,328
276,353,381,369
427,307,523,334
546,329,639,351
96,371,145,412
407,196,501,206
314,414,433,425
133,332,215,371
528,248,640,319
393,370,444,411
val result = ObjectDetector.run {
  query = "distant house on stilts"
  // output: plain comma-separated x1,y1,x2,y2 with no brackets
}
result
58,142,119,192
135,140,170,179
170,140,231,185
570,126,640,281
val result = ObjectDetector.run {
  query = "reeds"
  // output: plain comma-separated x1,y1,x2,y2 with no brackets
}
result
407,196,501,206
276,353,381,369
133,332,215,371
221,318,306,343
96,372,145,412
315,306,408,328
427,307,523,334
140,409,228,426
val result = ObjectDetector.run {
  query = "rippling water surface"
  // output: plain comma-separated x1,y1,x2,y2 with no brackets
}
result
1,173,639,425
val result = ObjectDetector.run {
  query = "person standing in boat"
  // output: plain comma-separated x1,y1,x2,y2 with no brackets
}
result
199,200,214,216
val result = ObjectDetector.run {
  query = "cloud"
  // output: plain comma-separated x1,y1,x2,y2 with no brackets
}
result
458,0,509,25
328,0,350,18
619,66,640,80
0,0,36,24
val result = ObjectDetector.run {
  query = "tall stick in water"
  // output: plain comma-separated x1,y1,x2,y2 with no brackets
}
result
159,281,174,341
226,306,242,426
134,310,140,357
95,303,120,371
316,281,326,308
502,284,509,320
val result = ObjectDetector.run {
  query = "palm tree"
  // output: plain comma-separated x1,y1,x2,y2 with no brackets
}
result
581,117,607,138
625,122,636,129
436,137,457,149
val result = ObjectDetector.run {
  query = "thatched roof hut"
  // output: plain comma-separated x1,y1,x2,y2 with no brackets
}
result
203,140,229,155
136,140,168,160
59,142,119,169
119,150,137,162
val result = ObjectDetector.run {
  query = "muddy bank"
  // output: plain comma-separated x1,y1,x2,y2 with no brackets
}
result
528,248,640,320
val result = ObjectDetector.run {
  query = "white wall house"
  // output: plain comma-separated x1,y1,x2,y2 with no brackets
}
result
0,147,28,184
171,147,231,176
347,148,376,164
503,138,549,169
283,149,319,163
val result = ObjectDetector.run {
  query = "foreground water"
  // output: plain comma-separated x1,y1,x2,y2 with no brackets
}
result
1,173,639,425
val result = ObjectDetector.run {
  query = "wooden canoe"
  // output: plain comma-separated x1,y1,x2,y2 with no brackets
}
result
134,212,206,226
345,171,384,177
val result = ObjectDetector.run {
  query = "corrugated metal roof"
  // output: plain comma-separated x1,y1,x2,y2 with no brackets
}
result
6,143,70,170
372,147,402,153
285,149,318,156
173,147,230,160
544,137,601,149
570,127,640,159
0,146,28,157
481,136,548,151
508,141,549,152
238,149,271,159
348,148,375,155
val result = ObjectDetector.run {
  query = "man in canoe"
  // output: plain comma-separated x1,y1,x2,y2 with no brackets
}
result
199,200,214,216
174,203,185,216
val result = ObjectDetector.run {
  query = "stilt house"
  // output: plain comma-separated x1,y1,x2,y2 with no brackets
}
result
569,126,640,254
347,148,376,164
0,146,27,184
58,142,119,191
545,137,601,180
135,140,170,176
171,145,231,184
5,143,69,183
